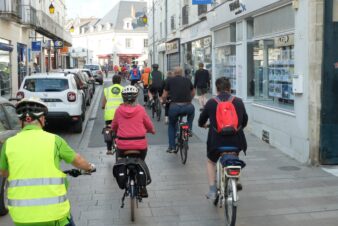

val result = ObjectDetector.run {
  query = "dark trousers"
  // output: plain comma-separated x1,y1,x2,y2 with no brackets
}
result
105,120,113,151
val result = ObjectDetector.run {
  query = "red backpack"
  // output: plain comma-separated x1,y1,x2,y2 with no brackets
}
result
214,96,239,136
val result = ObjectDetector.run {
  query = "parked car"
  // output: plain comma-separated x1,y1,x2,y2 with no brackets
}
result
62,69,93,106
0,97,21,216
81,68,96,94
16,72,86,133
84,64,103,85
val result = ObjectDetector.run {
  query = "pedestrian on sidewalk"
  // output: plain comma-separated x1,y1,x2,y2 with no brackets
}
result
194,62,210,112
162,67,195,153
198,77,248,199
102,75,124,155
0,97,95,226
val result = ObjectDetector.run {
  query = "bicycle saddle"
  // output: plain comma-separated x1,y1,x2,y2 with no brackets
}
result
124,150,141,155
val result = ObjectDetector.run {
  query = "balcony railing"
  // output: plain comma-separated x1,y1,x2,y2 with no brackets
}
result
0,0,20,21
19,4,37,26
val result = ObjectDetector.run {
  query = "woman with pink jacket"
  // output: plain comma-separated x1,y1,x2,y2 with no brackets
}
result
111,85,155,160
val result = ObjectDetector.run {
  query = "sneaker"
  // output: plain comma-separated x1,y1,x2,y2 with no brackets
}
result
205,191,217,200
236,181,243,191
106,150,115,155
165,116,169,124
188,130,193,137
140,187,148,198
166,148,175,153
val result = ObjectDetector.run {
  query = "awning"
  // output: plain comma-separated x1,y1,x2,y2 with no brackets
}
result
97,54,111,58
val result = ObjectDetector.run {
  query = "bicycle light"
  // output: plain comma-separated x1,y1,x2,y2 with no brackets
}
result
181,125,189,130
225,166,241,177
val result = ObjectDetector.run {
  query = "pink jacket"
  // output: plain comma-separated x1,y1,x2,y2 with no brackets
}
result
111,104,155,151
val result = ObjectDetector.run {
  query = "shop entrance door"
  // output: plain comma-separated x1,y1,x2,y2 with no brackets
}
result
320,0,338,164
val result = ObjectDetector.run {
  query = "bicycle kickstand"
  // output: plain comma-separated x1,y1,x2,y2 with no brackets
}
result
121,192,127,208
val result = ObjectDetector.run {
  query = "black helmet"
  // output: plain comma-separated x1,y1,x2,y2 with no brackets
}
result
16,97,48,122
121,85,139,103
152,64,159,69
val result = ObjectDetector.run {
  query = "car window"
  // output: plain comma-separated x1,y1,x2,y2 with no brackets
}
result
0,105,10,132
23,78,69,92
3,104,20,130
84,65,100,70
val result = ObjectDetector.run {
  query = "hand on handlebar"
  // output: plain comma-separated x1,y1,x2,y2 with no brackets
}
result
81,163,96,175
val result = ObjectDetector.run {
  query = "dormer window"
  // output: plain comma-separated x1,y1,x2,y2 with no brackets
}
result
123,18,133,30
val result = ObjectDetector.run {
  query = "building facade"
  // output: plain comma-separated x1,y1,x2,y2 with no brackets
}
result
0,0,72,98
148,0,333,165
69,0,148,68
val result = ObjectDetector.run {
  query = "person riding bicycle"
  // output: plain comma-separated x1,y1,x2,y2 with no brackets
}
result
129,65,141,86
162,67,195,153
0,97,95,226
111,85,155,160
141,67,151,105
102,75,124,155
148,63,164,105
198,77,248,200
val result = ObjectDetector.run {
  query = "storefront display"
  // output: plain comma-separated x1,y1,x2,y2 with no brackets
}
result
215,45,236,94
0,38,13,97
250,35,295,110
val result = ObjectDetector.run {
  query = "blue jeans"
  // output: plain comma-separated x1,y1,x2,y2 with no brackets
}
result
168,103,195,149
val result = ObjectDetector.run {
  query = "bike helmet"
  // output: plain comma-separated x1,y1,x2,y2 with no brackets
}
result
152,64,159,69
16,97,48,122
121,85,139,103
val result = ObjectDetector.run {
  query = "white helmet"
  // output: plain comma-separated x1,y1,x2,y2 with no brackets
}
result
16,97,48,121
122,85,139,103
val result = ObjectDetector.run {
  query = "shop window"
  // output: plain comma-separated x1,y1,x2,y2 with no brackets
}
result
215,45,236,94
248,37,295,110
0,42,12,97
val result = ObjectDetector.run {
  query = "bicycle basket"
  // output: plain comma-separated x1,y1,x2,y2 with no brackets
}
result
220,154,246,169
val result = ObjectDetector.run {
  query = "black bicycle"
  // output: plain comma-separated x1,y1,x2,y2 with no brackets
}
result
115,151,150,222
151,92,161,121
175,114,190,164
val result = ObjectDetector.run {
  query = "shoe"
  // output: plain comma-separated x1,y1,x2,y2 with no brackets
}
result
205,191,217,200
165,116,169,124
166,148,175,153
106,150,115,155
188,130,193,137
236,182,243,191
140,187,148,198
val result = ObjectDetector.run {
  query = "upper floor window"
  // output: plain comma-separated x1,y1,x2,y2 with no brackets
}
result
126,38,132,48
182,5,189,25
171,15,176,31
198,5,207,16
144,39,148,47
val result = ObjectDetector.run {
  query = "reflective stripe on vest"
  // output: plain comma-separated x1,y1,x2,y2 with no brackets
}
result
8,178,66,188
8,195,67,207
6,129,70,223
104,84,123,121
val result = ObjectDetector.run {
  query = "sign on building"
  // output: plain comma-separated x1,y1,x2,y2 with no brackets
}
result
31,41,41,52
54,40,64,48
192,0,213,5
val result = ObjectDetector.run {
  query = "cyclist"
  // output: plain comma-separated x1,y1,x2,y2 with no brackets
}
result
162,67,195,153
141,66,151,106
102,75,124,155
0,97,95,226
129,64,141,85
198,77,248,200
148,64,164,105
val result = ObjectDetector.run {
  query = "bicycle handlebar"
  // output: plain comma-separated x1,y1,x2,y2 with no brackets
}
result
63,166,96,178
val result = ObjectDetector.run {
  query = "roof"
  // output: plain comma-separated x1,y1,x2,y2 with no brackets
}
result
96,0,147,31
26,73,74,79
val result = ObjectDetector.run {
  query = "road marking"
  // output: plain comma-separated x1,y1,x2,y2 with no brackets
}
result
322,167,338,177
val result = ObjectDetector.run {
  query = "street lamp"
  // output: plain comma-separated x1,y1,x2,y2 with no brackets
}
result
142,15,148,25
49,2,55,14
70,25,74,33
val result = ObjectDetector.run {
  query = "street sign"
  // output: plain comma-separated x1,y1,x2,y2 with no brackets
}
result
54,40,64,48
31,41,41,51
192,0,213,4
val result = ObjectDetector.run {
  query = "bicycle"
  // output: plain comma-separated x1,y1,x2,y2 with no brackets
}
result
151,91,161,121
213,149,246,226
175,114,190,164
63,167,96,177
115,150,150,222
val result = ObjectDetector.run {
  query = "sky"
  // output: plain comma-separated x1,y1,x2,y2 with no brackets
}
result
65,0,119,19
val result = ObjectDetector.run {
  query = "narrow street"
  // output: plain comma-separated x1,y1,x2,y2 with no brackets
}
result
2,75,338,226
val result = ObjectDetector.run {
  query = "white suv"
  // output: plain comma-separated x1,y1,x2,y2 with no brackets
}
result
16,72,86,133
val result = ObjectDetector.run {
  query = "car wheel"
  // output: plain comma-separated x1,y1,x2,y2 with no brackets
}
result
73,118,83,133
0,176,8,216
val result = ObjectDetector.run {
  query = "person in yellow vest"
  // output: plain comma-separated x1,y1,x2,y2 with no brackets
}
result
0,97,95,226
101,75,124,155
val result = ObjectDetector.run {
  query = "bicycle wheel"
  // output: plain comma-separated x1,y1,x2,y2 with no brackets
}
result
156,99,161,121
180,140,188,164
224,178,237,226
130,184,136,222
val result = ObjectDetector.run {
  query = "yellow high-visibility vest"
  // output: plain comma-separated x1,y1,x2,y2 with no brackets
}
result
104,84,123,121
6,129,70,223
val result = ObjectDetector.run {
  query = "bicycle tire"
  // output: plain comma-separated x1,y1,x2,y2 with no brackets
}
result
180,140,188,164
130,184,136,222
0,177,8,216
224,178,237,226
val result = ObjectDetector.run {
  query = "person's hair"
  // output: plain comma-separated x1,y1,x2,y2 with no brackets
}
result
216,77,231,92
112,75,121,84
167,71,174,77
174,67,183,76
199,63,204,68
